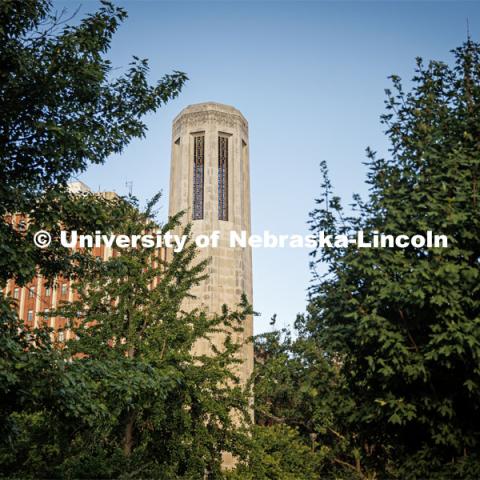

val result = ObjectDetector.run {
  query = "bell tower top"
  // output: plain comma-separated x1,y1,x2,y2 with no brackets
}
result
173,102,248,127
169,102,250,229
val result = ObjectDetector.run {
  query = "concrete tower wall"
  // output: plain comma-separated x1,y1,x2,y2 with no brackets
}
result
168,102,253,385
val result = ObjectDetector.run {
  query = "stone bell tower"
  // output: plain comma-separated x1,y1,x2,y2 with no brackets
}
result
168,102,253,386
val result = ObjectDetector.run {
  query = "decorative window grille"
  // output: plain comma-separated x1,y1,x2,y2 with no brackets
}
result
193,136,204,220
218,136,228,221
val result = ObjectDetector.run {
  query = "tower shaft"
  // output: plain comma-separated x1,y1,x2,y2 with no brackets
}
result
168,102,253,386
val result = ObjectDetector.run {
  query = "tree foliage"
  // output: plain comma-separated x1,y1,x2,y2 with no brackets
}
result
0,0,187,285
240,40,480,480
303,40,480,478
248,325,361,479
226,424,319,480
1,196,252,479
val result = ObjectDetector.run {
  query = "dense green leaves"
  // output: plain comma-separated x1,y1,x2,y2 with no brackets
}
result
227,424,319,480
1,196,252,479
302,40,480,478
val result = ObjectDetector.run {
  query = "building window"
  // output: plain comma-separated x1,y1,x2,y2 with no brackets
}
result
218,136,228,221
58,330,65,342
193,135,204,220
28,287,34,298
45,285,51,297
13,287,19,299
27,310,33,322
61,284,68,296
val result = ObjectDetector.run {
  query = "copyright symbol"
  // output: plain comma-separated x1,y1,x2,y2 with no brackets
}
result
34,230,51,248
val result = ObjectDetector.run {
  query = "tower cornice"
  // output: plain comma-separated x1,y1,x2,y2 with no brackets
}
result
172,102,248,133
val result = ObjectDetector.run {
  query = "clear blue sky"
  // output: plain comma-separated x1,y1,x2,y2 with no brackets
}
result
57,0,480,334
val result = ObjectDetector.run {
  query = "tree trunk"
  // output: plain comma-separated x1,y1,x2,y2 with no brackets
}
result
124,323,136,457
124,411,135,456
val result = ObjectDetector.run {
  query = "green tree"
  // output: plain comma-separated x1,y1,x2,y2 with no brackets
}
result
0,0,187,285
226,424,319,480
306,40,480,478
0,296,69,474
249,324,359,479
0,3,189,474
0,195,252,479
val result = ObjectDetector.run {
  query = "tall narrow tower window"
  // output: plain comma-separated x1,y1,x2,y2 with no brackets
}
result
193,135,204,220
218,136,228,221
